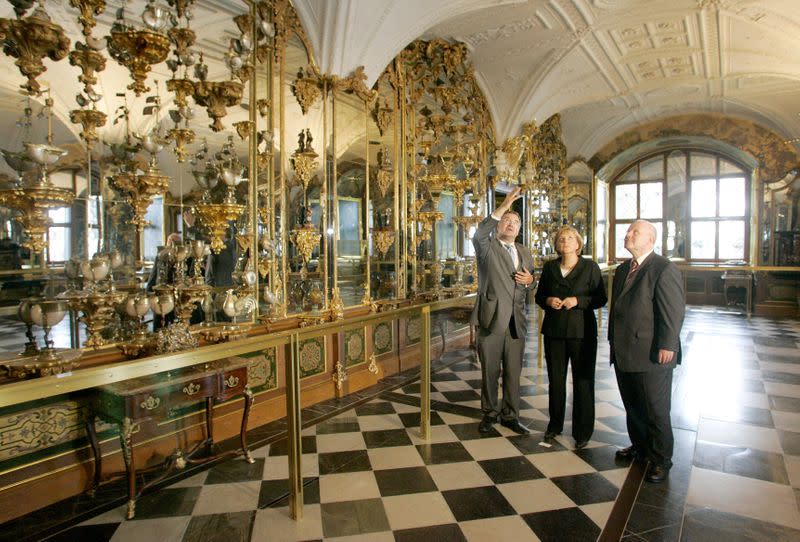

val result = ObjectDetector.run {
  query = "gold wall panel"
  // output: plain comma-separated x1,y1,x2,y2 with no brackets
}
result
590,113,800,182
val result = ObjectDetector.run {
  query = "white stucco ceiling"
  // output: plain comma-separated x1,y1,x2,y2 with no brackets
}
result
295,0,800,160
1,0,798,177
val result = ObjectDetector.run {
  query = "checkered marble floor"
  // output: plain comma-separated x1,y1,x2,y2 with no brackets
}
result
33,306,800,541
61,393,633,541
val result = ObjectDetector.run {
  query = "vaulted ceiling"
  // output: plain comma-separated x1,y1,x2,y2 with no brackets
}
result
295,0,800,161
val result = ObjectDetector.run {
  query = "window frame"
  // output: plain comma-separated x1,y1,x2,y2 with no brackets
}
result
610,149,750,263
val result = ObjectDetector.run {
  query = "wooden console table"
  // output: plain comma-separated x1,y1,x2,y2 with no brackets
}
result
721,271,754,318
85,357,254,519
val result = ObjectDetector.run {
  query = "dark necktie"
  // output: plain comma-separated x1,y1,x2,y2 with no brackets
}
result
624,259,639,285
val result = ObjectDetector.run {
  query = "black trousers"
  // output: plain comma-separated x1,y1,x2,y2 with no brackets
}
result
543,336,597,442
614,366,674,468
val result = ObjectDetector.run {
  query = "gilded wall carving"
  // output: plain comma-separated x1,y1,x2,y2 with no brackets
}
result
0,400,112,465
405,316,421,345
372,322,393,355
589,114,800,182
344,328,365,367
299,337,325,378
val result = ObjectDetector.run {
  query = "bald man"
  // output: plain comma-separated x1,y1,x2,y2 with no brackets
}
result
609,220,684,483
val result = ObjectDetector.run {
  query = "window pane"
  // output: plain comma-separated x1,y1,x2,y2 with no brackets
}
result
615,184,637,219
719,220,745,260
48,206,70,223
337,199,360,257
691,221,716,259
615,223,630,258
596,183,606,221
143,197,164,262
88,196,101,226
719,177,745,217
640,182,663,219
596,223,605,261
435,193,455,259
691,179,716,217
690,152,716,177
621,167,638,181
88,227,99,258
640,156,663,180
653,221,663,255
48,226,70,262
719,159,743,175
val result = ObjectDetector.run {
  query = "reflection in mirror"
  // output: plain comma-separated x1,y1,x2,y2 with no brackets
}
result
565,161,592,252
665,150,687,258
595,179,608,262
284,32,325,315
368,76,397,303
334,90,367,307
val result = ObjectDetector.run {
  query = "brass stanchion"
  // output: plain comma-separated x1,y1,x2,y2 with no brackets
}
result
287,333,303,519
420,306,431,441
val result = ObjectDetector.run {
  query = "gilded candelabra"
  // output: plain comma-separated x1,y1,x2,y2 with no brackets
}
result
0,92,74,253
17,298,41,357
0,184,74,253
68,287,126,349
112,167,170,235
290,223,321,280
195,202,245,253
119,291,152,358
2,299,82,378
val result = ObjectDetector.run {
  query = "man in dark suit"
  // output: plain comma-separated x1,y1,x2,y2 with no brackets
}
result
609,220,685,483
471,186,535,434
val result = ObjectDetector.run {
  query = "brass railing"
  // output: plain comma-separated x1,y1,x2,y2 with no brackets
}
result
0,293,475,519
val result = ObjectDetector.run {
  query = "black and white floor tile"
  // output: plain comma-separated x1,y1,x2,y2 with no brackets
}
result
12,306,800,541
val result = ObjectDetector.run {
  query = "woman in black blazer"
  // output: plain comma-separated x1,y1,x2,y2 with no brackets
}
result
535,226,607,449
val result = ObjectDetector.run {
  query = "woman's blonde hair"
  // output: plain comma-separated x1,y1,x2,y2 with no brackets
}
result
554,225,583,256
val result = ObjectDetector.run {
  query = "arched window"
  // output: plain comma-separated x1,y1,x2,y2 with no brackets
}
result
611,150,749,262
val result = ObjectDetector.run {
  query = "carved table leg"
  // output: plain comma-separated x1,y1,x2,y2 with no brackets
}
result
205,396,214,454
85,412,101,495
240,387,254,464
120,417,136,520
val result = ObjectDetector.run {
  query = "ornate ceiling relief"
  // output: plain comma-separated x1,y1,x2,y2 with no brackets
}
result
589,113,800,181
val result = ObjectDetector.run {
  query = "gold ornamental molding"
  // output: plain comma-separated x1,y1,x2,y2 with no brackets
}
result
0,4,71,96
334,66,378,105
108,28,170,96
69,108,107,150
69,0,106,39
292,66,322,115
372,229,395,259
373,99,393,137
291,129,319,190
68,41,106,94
193,79,245,132
196,201,246,253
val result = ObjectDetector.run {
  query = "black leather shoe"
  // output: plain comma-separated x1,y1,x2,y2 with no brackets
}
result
574,440,589,450
544,430,560,440
500,418,530,434
645,464,670,483
478,415,496,433
615,445,638,460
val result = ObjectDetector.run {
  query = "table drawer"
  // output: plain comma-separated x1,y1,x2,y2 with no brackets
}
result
218,365,248,400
